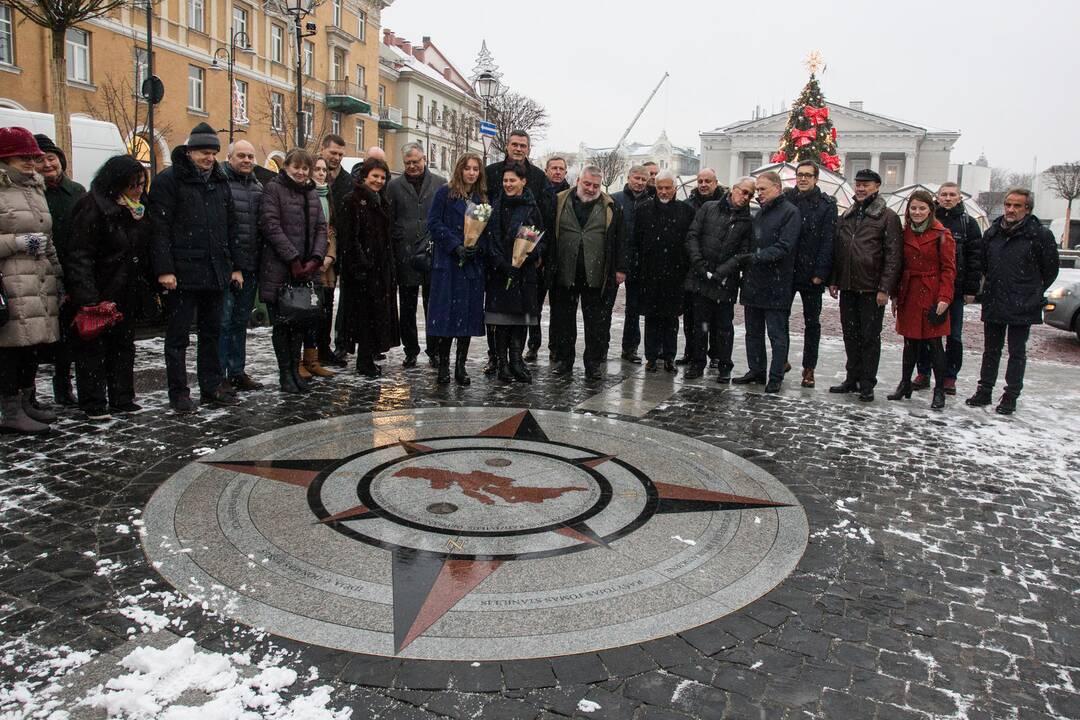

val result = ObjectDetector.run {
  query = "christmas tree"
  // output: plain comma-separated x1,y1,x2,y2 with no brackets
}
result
771,52,841,173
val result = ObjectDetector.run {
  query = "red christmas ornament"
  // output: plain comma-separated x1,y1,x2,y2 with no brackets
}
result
804,105,829,126
791,128,817,147
820,152,841,172
831,127,838,142
770,150,787,163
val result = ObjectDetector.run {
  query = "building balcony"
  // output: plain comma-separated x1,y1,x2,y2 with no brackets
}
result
378,105,404,130
325,79,371,115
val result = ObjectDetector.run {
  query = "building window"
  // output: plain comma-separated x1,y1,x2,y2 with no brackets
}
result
331,0,340,27
355,64,365,92
188,0,204,32
356,10,365,42
187,64,204,110
416,94,423,121
884,161,901,189
0,7,14,66
65,28,90,83
270,24,283,63
377,131,385,150
355,119,364,151
428,141,435,164
440,146,447,170
134,47,150,93
303,100,314,139
270,91,284,130
233,79,248,123
377,84,385,109
303,40,313,76
330,111,340,136
232,5,248,38
429,99,437,124
332,49,345,81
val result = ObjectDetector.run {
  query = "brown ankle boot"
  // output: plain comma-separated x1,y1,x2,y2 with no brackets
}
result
801,368,815,388
303,348,334,377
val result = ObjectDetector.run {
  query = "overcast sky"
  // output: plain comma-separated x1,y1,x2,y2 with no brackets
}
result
382,0,1078,174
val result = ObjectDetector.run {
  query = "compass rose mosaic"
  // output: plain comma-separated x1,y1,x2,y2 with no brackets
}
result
142,408,808,661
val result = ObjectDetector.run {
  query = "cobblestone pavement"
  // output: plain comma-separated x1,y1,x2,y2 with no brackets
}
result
1,304,1079,719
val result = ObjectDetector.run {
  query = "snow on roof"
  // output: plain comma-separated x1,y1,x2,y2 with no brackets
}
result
382,42,475,100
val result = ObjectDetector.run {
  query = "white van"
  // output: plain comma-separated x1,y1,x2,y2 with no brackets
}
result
1049,218,1080,250
0,109,127,188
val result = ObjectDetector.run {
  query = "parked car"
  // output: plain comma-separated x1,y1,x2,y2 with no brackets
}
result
1045,279,1080,341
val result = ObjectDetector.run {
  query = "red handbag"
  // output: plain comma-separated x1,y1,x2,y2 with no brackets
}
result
73,301,124,341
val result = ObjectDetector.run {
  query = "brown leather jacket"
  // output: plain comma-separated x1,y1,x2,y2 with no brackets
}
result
830,193,903,294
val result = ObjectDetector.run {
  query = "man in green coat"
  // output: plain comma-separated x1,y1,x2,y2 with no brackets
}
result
35,134,86,408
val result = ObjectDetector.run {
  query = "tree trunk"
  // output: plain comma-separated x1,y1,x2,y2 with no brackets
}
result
49,28,73,177
1064,199,1073,250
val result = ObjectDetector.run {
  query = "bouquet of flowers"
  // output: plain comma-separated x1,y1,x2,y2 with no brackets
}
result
507,225,544,288
463,201,492,249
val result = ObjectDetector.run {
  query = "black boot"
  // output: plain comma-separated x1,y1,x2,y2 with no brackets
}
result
495,327,513,383
887,380,912,401
289,331,310,392
436,337,451,385
455,337,472,386
273,327,301,394
995,392,1017,415
965,384,993,407
484,326,498,375
508,328,531,383
931,386,946,410
52,371,77,407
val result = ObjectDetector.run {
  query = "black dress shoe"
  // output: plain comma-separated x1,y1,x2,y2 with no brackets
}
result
663,360,677,374
931,387,946,410
715,371,731,384
675,356,691,366
52,378,78,407
732,372,765,385
684,365,704,379
857,389,875,402
966,386,993,407
995,394,1017,415
403,354,418,368
356,359,382,378
170,395,198,414
645,360,658,373
584,364,603,380
201,385,241,407
109,402,142,413
621,351,642,364
483,357,498,375
829,380,860,394
764,380,782,393
551,361,573,376
321,349,348,368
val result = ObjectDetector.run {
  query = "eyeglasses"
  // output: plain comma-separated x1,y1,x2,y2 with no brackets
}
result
795,172,816,179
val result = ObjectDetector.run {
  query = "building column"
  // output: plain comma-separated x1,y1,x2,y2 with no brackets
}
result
904,152,916,186
870,153,881,173
728,152,741,184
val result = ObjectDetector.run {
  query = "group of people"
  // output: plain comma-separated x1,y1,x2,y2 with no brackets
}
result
0,121,1060,434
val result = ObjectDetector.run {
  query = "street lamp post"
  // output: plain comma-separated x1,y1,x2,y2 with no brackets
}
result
210,28,255,145
145,0,155,177
472,71,501,165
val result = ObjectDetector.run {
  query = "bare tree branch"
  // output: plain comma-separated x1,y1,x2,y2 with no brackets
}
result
588,150,628,193
1043,161,1080,249
82,73,172,160
487,91,548,158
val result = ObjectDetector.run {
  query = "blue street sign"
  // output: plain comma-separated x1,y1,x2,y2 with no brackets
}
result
479,120,497,137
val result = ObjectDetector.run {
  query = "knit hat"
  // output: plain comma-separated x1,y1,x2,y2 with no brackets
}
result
854,168,882,185
33,134,67,171
0,126,45,160
185,122,221,152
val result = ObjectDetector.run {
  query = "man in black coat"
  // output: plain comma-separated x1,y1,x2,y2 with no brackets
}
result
320,134,352,366
387,142,446,367
149,123,242,413
733,171,801,393
520,155,571,362
219,139,263,392
611,165,650,363
626,172,694,372
966,189,1058,415
683,178,754,381
913,182,982,394
484,130,554,371
680,168,726,368
784,161,836,389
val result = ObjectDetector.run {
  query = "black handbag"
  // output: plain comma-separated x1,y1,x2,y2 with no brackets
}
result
410,230,433,274
0,271,8,328
276,281,322,326
927,306,949,325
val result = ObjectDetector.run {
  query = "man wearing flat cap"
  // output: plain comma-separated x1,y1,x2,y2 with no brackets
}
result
827,168,902,401
149,122,243,414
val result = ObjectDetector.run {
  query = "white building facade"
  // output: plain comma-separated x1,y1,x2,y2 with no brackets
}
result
700,101,959,192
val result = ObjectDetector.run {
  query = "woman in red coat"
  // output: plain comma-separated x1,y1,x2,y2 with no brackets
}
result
888,189,956,409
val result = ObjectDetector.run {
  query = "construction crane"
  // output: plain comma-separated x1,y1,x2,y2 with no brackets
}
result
611,72,669,156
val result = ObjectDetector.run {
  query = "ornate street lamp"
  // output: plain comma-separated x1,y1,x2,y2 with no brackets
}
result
263,0,323,147
210,28,255,144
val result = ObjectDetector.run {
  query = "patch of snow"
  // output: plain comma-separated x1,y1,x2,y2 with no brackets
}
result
671,535,697,546
192,447,216,457
671,678,694,703
577,698,602,713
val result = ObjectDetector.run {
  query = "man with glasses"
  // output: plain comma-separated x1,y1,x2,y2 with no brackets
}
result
912,182,982,394
784,161,836,388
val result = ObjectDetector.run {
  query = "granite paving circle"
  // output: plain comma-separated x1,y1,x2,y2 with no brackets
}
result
142,407,808,661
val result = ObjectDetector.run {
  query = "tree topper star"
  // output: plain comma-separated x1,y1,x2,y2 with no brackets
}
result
804,50,826,76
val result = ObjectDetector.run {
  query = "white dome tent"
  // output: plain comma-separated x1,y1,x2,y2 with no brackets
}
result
884,183,990,231
750,161,856,212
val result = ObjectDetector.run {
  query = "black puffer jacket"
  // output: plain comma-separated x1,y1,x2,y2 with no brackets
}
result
64,188,152,312
149,147,238,291
979,214,1058,325
222,164,262,273
936,204,983,297
486,158,554,233
687,187,724,212
784,186,836,292
484,190,544,317
684,195,752,303
741,196,801,310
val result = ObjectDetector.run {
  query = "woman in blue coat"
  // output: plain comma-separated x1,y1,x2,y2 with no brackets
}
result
426,152,487,385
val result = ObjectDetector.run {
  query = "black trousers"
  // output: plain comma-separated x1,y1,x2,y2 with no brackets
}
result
527,274,548,352
744,306,790,382
644,314,679,362
789,288,824,370
681,292,701,359
620,280,641,353
75,317,136,410
549,282,615,367
0,345,40,395
399,283,431,359
838,290,886,390
979,322,1031,396
314,285,335,354
692,295,734,370
164,289,225,400
52,300,77,384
